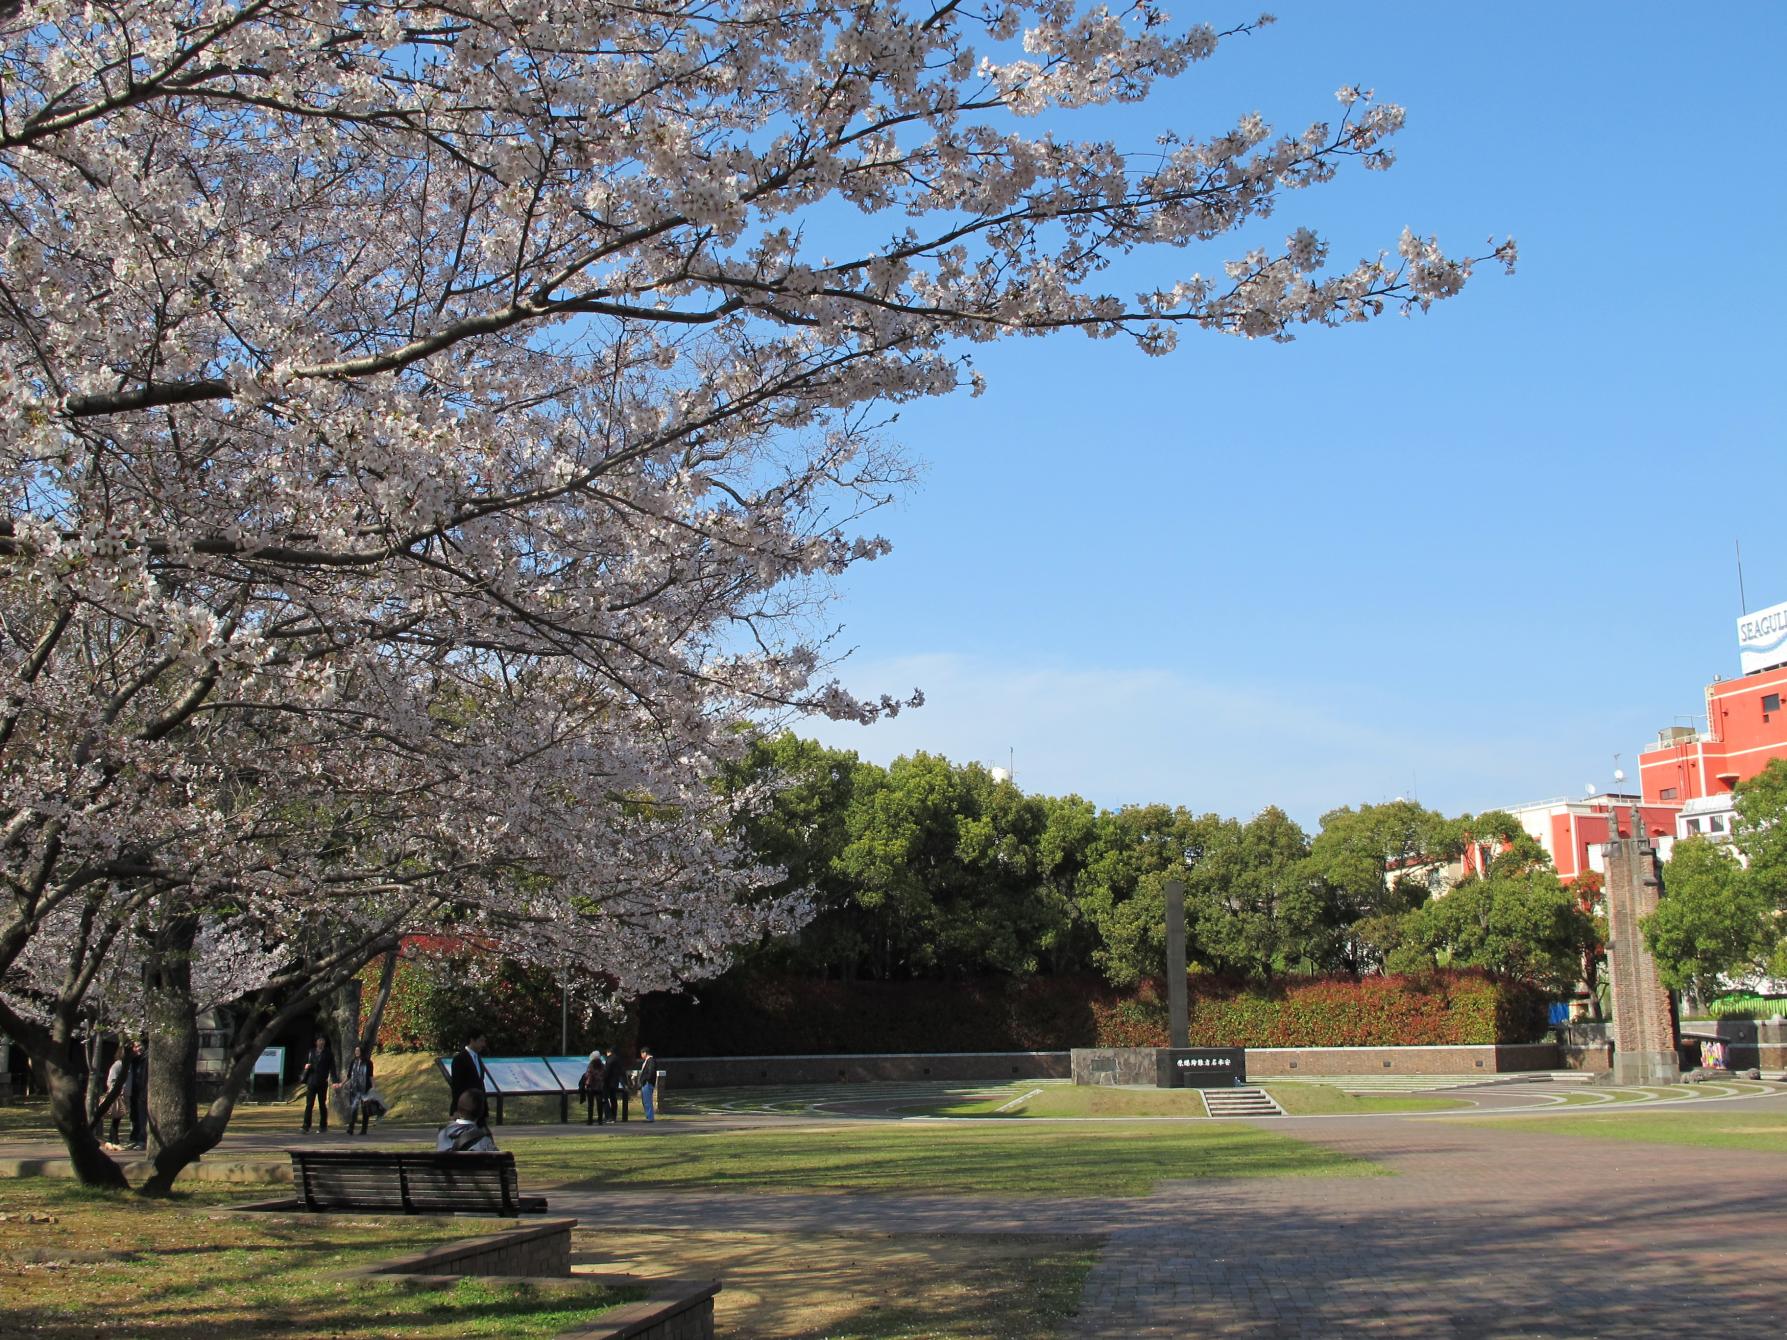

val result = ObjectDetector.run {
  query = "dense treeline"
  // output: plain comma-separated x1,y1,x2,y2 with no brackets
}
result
721,735,1598,995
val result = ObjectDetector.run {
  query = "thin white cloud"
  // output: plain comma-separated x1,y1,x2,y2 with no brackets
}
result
803,652,1585,826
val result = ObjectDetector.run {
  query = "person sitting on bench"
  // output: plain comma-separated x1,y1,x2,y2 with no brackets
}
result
436,1089,498,1153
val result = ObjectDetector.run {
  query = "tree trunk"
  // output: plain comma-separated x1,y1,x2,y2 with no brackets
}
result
21,1007,130,1189
359,947,399,1054
137,1044,254,1197
332,970,362,1068
83,1030,109,1126
143,914,200,1160
46,1048,128,1188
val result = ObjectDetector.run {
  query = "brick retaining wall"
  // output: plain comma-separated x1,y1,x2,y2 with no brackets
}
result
346,1217,718,1340
664,1045,1566,1090
663,1051,1070,1088
1684,1019,1787,1071
1246,1043,1559,1076
363,1218,574,1277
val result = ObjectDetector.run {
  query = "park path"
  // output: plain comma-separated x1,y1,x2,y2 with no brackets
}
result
543,1097,1787,1339
7,1088,1787,1336
1072,1107,1787,1338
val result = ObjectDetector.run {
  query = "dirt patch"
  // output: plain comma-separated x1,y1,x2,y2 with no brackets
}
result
572,1227,1099,1339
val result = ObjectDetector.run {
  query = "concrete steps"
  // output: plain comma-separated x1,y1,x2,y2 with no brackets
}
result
1201,1086,1283,1118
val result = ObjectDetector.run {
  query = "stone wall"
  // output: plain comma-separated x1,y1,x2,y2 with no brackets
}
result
665,1045,1569,1089
1684,1019,1787,1071
364,1219,574,1278
351,1217,719,1340
662,1050,1070,1088
1245,1043,1560,1076
1554,1023,1614,1072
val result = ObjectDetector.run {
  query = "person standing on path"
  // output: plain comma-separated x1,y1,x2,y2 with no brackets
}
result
449,1032,489,1122
637,1044,660,1122
603,1046,630,1123
124,1039,148,1149
337,1044,376,1135
96,1037,128,1144
579,1050,606,1125
299,1035,337,1134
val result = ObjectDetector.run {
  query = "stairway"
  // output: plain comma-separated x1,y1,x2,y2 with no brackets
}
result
1201,1086,1283,1117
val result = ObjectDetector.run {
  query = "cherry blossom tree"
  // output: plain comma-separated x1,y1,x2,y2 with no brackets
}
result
0,1,1510,1189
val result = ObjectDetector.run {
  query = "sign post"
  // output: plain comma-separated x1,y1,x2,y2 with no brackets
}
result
253,1046,286,1103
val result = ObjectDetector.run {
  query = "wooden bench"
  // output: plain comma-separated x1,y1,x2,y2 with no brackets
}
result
288,1149,548,1216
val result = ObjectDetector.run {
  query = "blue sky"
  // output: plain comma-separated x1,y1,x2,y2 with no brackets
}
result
805,2,1787,828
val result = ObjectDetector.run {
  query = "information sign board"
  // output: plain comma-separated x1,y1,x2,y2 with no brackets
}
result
544,1056,595,1090
253,1046,285,1077
479,1058,564,1094
1738,598,1787,675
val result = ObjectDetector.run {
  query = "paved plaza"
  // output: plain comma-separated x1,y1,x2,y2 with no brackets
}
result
3,1080,1785,1337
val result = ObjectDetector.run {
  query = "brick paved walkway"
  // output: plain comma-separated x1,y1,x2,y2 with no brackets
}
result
7,1089,1786,1335
1073,1106,1787,1337
544,1097,1787,1338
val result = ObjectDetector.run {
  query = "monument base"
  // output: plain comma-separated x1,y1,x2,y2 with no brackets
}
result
1602,1051,1681,1086
1071,1047,1245,1089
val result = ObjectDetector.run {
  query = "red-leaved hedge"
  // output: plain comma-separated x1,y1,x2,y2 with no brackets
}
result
1091,970,1548,1048
636,969,1549,1056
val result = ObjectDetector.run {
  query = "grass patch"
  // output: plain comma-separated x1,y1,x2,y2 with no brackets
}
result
916,1083,1208,1119
1261,1085,1469,1116
580,1228,1097,1339
0,1180,638,1337
1465,1107,1787,1155
508,1121,1380,1197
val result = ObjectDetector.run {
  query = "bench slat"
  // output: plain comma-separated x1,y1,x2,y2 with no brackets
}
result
287,1149,540,1216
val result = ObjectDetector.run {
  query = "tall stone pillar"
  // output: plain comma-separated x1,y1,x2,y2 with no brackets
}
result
1602,809,1680,1085
1165,878,1189,1049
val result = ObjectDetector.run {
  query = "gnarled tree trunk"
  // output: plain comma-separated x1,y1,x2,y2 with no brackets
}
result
143,915,200,1160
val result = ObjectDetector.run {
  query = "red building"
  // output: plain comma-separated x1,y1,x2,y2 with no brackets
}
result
1499,795,1678,883
1638,601,1787,841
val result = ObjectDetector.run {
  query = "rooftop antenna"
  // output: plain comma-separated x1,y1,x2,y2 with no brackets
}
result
1737,538,1748,614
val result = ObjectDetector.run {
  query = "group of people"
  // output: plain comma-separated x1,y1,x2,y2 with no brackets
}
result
298,1036,385,1135
433,1034,661,1153
575,1044,660,1124
285,1027,665,1152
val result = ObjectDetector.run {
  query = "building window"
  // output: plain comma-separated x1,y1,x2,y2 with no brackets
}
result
1765,693,1781,713
1660,787,1678,800
1685,817,1700,833
1709,815,1726,833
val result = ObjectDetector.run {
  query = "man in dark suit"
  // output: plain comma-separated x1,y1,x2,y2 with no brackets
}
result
448,1032,489,1122
299,1036,336,1134
602,1046,630,1123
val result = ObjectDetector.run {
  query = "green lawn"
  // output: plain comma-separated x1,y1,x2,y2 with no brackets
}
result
916,1083,1209,1119
1262,1085,1470,1116
506,1120,1382,1197
0,1180,638,1338
1467,1107,1787,1154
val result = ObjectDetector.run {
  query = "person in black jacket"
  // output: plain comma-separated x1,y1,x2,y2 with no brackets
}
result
299,1036,337,1134
337,1044,377,1135
602,1047,630,1123
578,1050,606,1125
448,1033,489,1122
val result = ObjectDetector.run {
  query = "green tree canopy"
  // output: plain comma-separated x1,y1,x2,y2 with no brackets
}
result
1640,836,1777,1001
1388,868,1595,993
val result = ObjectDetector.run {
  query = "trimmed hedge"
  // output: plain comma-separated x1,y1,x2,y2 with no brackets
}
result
371,951,1552,1055
1091,971,1549,1048
634,968,1549,1056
